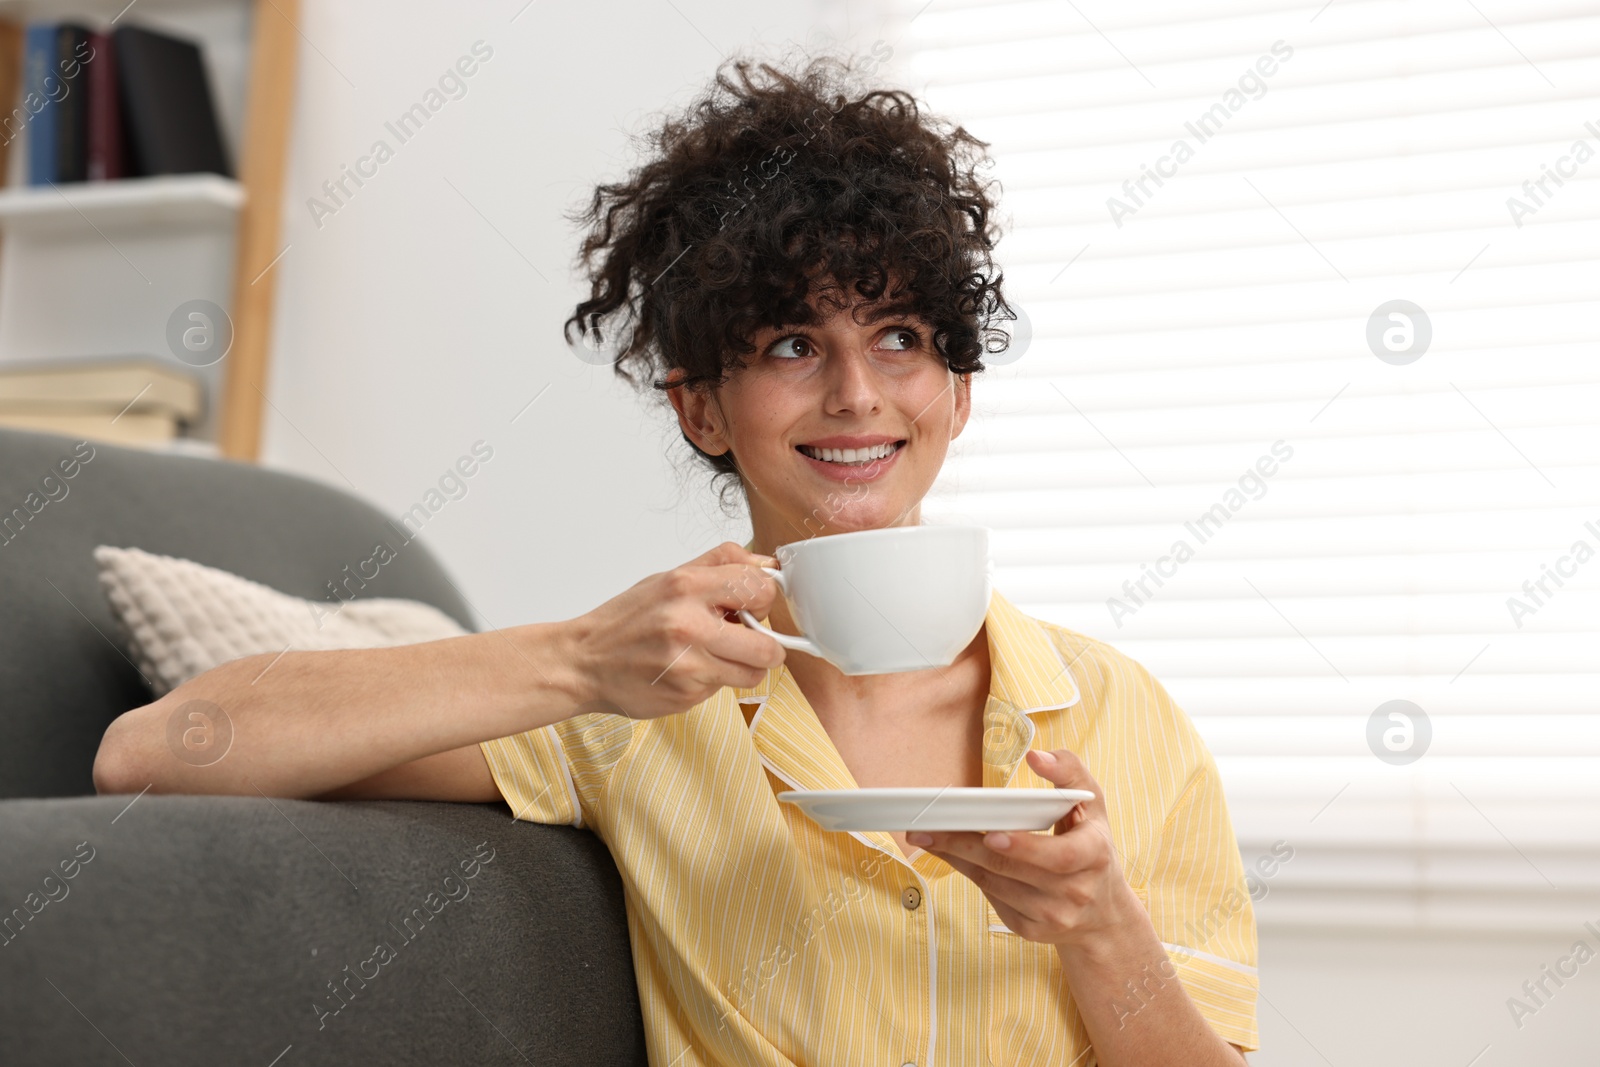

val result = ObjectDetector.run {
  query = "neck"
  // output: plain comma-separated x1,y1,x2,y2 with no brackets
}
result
789,621,993,795
769,588,991,711
745,501,925,558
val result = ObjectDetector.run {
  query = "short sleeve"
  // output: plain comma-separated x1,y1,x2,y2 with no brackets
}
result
1138,751,1260,1052
479,712,636,829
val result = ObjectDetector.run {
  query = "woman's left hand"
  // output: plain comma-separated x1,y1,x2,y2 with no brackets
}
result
906,748,1142,948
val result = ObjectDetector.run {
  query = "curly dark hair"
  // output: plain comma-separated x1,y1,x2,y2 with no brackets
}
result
563,51,1014,498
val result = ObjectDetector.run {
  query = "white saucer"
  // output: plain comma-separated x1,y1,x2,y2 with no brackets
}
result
778,787,1095,832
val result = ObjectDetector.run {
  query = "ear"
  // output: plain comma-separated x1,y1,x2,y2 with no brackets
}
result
950,372,973,441
666,379,730,456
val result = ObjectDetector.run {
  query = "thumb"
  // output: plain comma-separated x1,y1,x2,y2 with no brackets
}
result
1026,748,1104,822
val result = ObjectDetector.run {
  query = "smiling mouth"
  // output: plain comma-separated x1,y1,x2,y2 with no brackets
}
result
795,440,906,466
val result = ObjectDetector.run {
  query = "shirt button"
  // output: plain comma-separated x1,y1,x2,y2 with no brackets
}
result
901,886,922,911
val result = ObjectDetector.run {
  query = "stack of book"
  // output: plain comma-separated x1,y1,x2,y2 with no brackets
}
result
0,358,204,446
10,19,230,185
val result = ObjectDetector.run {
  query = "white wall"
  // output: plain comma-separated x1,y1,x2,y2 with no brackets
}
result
263,0,859,627
1256,926,1600,1066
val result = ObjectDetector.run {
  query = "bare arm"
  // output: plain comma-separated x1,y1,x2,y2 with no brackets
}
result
312,742,504,802
92,543,785,801
92,626,583,800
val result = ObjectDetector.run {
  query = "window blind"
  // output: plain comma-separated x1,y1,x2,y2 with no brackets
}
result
890,0,1600,928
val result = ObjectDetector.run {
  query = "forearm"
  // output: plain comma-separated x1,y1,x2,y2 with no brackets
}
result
1057,883,1245,1067
93,621,584,798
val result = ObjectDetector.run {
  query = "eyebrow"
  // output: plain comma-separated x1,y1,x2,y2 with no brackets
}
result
767,305,921,334
857,301,925,322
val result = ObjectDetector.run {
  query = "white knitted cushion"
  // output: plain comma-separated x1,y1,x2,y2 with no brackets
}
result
94,544,470,696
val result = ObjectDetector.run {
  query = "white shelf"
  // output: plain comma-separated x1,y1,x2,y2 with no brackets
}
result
0,0,233,20
0,173,243,234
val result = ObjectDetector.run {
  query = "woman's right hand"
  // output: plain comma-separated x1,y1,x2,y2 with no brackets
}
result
562,541,787,721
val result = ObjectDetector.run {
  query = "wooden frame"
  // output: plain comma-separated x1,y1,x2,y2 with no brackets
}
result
218,0,297,461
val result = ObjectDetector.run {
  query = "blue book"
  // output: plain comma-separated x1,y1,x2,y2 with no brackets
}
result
24,23,56,185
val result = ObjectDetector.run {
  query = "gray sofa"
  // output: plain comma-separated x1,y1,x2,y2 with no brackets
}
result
0,427,647,1066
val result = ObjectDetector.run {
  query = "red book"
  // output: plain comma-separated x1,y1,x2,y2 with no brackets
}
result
85,28,125,180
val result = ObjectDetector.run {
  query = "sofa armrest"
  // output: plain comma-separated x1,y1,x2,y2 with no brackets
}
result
0,795,647,1066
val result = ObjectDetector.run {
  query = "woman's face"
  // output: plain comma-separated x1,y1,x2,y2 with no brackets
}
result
669,291,972,552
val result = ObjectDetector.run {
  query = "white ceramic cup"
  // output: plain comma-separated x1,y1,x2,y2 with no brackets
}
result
738,525,993,675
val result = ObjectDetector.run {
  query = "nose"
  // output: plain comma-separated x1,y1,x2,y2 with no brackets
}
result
822,343,884,417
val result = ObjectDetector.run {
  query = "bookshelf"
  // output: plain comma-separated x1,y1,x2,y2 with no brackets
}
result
0,0,295,457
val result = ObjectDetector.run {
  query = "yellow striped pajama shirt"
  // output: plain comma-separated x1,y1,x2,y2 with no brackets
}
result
480,587,1259,1065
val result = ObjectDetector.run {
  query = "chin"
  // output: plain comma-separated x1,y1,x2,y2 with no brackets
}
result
789,498,921,538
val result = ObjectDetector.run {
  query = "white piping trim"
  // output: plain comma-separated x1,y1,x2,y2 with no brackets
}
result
749,700,937,1059
742,613,1083,1066
746,694,915,872
757,751,909,869
1161,941,1259,977
741,694,771,730
1029,615,1083,712
547,724,584,829
926,876,938,1067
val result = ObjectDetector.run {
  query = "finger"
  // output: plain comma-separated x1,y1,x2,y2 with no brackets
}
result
701,613,787,673
979,821,1114,878
987,897,1038,939
648,642,773,698
702,562,783,618
699,567,788,668
1026,747,1103,796
910,830,1062,891
694,644,777,691
1025,749,1107,825
690,540,779,570
925,848,1049,923
669,561,780,632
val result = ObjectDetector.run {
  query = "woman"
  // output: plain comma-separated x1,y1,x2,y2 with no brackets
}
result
95,56,1257,1066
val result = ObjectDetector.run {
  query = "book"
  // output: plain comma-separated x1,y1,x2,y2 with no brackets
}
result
111,24,230,178
85,29,124,181
0,357,202,421
53,24,92,182
0,357,202,448
23,23,53,184
0,18,24,182
0,407,181,445
22,22,94,184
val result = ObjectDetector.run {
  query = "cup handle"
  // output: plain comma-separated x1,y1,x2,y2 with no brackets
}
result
738,567,826,657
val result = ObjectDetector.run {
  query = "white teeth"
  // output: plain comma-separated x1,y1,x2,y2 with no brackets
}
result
799,442,899,464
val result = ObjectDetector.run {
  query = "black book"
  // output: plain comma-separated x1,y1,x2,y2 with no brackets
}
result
53,23,94,182
110,24,231,178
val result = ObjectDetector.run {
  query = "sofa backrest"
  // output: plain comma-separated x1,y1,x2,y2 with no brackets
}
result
0,428,475,799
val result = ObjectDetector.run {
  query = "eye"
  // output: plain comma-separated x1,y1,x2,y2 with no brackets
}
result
879,326,922,351
766,335,813,360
